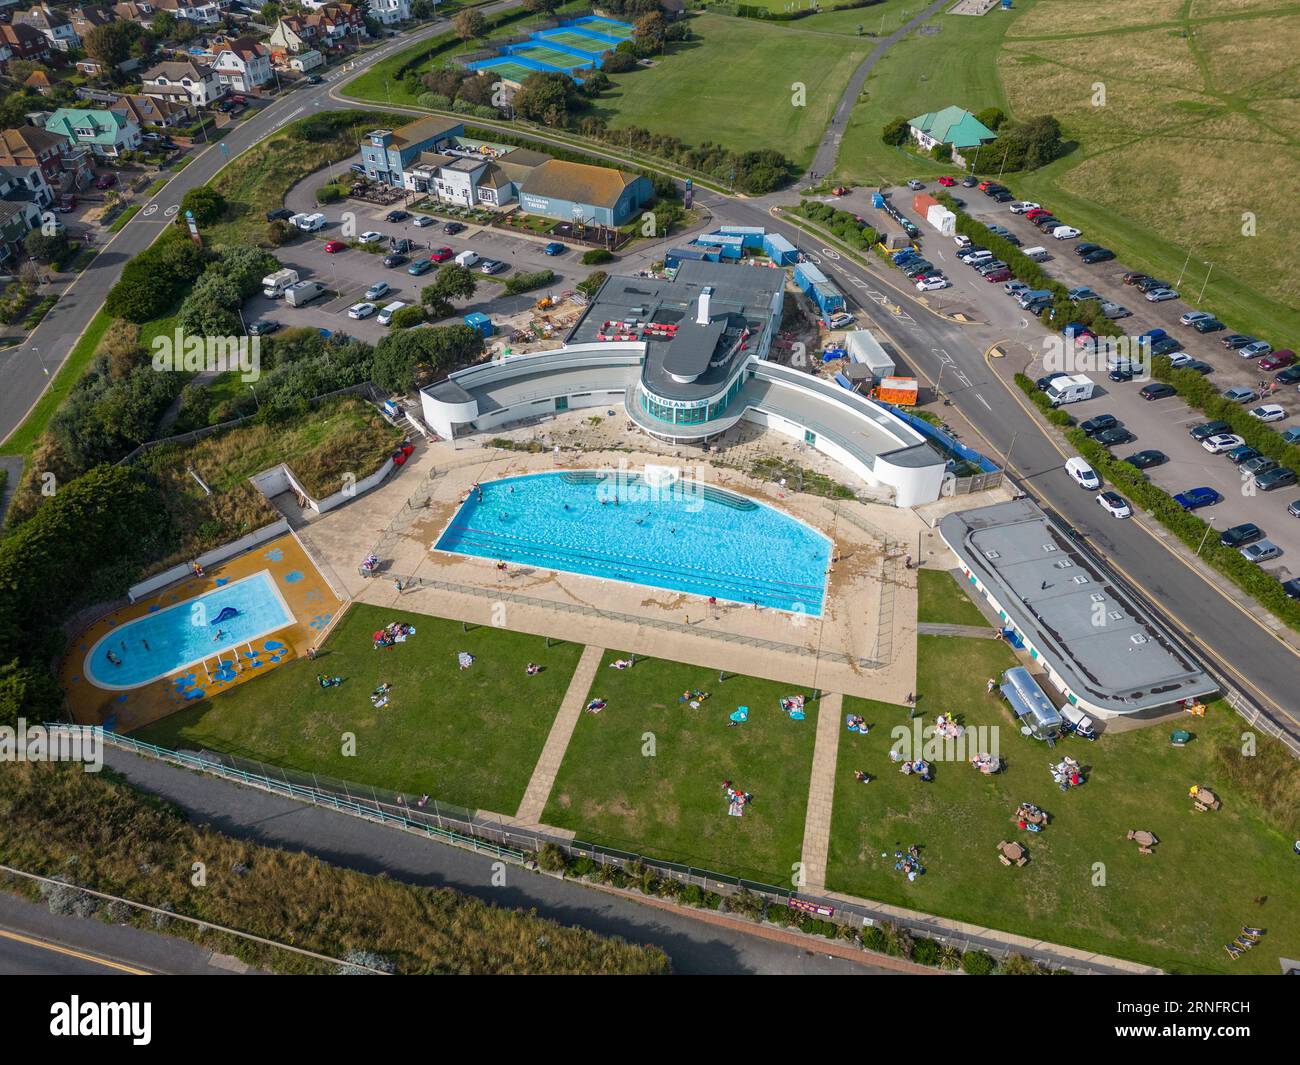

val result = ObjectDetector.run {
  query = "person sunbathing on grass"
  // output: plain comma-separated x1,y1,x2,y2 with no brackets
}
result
526,662,542,676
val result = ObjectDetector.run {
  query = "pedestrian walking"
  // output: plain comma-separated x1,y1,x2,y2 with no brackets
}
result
394,578,402,594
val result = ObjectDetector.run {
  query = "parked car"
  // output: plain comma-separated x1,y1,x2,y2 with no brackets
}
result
1053,226,1081,240
1243,455,1279,477
1068,287,1099,302
347,302,377,319
1151,337,1184,357
1221,333,1256,349
382,253,408,268
1239,341,1273,359
1082,248,1116,264
429,246,454,262
961,175,978,187
1193,317,1225,333
1220,523,1264,549
306,74,323,84
1122,272,1151,286
1182,359,1214,375
266,207,294,222
906,179,925,190
1202,433,1246,454
1145,287,1179,301
1139,382,1176,400
480,258,508,275
1124,450,1167,470
1282,578,1300,599
357,231,383,244
1101,302,1132,320
1096,426,1136,447
1073,243,1102,257
1221,386,1258,403
1036,372,1071,392
1179,311,1215,326
1255,468,1298,492
1260,350,1296,371
407,258,435,275
1282,427,1300,444
365,281,391,301
1008,201,1039,213
1109,365,1135,383
543,242,567,255
323,240,346,253
983,268,1012,283
385,210,409,223
1173,487,1222,511
1135,277,1172,293
1080,414,1119,436
1190,420,1231,441
1005,281,1030,297
55,194,77,213
1250,404,1288,423
412,215,435,227
246,318,279,337
1228,445,1262,465
992,190,1014,203
1241,540,1283,563
443,221,465,235
917,276,950,291
1096,491,1132,518
94,173,117,190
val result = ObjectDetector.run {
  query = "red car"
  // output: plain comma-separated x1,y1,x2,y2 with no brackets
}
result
323,240,346,253
984,268,1012,283
1260,349,1296,372
1024,208,1050,220
978,180,994,191
229,94,247,105
429,246,453,262
937,176,957,187
94,173,117,190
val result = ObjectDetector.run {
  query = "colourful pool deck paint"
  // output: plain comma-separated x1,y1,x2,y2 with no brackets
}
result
61,534,343,733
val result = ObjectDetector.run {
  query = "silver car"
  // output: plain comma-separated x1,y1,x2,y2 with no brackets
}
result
1241,540,1282,564
1145,288,1180,302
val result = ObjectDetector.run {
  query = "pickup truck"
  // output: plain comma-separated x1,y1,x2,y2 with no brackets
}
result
1173,487,1223,511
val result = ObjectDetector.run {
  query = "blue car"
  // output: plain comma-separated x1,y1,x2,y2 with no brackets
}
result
407,258,434,276
543,241,567,256
1173,487,1223,511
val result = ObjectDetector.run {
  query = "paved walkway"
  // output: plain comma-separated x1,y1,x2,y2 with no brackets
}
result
917,622,999,638
514,644,605,825
799,692,843,891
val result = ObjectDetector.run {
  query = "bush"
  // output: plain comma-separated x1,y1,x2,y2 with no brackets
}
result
390,305,425,329
502,268,555,295
580,248,614,266
911,937,941,966
881,115,909,146
961,950,996,975
180,186,225,226
315,184,345,204
576,270,608,300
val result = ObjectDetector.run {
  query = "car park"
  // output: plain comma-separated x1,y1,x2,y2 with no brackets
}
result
1096,426,1136,447
1174,487,1222,511
1097,491,1132,518
917,276,950,291
347,302,377,319
1139,382,1176,400
1250,404,1287,423
1081,414,1119,436
1145,288,1179,302
323,240,346,253
1082,248,1116,264
1220,523,1264,548
1202,433,1245,454
1238,341,1273,359
1192,318,1225,333
407,258,434,275
1241,540,1283,563
1125,450,1167,470
365,281,391,301
246,319,279,337
1255,468,1298,492
383,253,408,268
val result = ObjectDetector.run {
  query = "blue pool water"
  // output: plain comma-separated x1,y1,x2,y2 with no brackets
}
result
434,472,831,614
84,571,294,689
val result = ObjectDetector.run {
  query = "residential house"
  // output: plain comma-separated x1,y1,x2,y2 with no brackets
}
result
907,106,997,167
360,117,465,189
305,3,366,47
141,57,222,107
13,5,80,51
112,1,154,20
23,69,54,95
111,92,194,129
267,16,317,59
0,124,93,192
0,199,45,266
0,161,55,210
152,0,225,24
45,106,143,157
362,0,411,23
0,21,54,66
212,35,271,91
70,4,117,40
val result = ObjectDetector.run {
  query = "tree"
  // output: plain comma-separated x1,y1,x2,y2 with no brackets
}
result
84,22,141,70
522,0,559,14
411,0,433,17
23,229,70,266
601,50,638,74
371,325,480,392
152,9,176,36
632,10,666,54
975,106,1006,132
420,262,477,321
881,116,910,147
512,71,580,124
453,9,486,39
180,186,226,226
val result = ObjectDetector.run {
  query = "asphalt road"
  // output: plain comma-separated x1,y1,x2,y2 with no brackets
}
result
99,747,892,975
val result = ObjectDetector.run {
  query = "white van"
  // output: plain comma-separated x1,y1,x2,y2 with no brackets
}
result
377,300,406,326
1065,456,1101,490
1052,225,1081,240
454,249,479,268
296,212,326,232
1023,246,1050,262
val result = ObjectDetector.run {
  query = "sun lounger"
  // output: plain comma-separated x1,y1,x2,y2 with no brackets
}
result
1224,943,1242,960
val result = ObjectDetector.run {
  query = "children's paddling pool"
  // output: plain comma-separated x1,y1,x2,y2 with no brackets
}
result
84,571,294,689
433,471,832,615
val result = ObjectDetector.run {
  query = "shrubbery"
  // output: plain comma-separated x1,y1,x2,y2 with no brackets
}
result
104,228,210,323
502,268,555,295
580,248,614,266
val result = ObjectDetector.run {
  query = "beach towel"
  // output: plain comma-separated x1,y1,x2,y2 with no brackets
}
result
457,652,474,669
729,706,749,723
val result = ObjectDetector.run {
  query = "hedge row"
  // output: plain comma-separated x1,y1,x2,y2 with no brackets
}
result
1066,427,1300,628
503,268,555,295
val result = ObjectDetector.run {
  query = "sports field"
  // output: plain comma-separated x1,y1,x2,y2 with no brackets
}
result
513,43,596,71
540,30,607,54
595,13,871,164
475,59,538,82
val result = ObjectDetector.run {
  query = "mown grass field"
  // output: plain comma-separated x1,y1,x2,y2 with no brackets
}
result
136,604,585,815
594,14,871,164
916,567,989,627
829,637,1300,974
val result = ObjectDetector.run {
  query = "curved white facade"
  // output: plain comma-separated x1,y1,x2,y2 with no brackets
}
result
420,343,947,507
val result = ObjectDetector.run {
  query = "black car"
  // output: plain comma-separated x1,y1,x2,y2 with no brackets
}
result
306,74,323,85
390,237,414,253
1073,243,1102,257
1150,337,1184,357
382,252,408,267
1139,382,1175,400
1135,276,1171,293
266,207,294,222
443,221,465,235
1082,248,1116,264
1125,450,1167,470
1122,272,1152,286
961,175,978,187
1096,426,1136,446
1190,420,1231,441
246,318,279,337
1257,468,1299,491
1220,523,1264,549
1283,578,1300,601
1182,359,1214,375
1193,317,1225,334
992,191,1014,203
902,261,935,278
1276,366,1300,385
1081,414,1119,436
1032,216,1061,230
982,183,1008,195
385,209,410,223
1003,233,1022,247
1036,372,1070,392
1221,333,1256,349
1108,366,1134,382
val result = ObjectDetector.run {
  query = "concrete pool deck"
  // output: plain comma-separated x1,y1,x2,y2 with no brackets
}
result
61,533,343,732
301,417,934,704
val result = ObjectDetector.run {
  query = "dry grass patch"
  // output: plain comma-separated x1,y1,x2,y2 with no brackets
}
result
1007,0,1187,38
1197,12,1300,94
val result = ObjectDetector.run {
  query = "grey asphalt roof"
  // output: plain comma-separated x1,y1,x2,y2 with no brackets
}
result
940,499,1216,713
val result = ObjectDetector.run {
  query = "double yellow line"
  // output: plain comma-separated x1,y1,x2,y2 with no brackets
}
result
0,928,150,975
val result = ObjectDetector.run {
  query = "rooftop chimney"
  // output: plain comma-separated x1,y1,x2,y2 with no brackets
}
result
696,286,713,325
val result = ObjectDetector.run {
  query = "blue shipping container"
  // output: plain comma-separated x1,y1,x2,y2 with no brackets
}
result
762,232,797,265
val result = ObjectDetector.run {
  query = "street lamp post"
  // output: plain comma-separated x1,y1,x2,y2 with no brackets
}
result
1197,262,1214,303
1196,517,1216,556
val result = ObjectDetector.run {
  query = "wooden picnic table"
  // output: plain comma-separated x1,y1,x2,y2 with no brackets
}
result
1131,830,1156,847
999,841,1025,861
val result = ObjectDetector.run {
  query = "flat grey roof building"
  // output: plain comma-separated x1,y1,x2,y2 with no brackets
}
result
940,499,1216,715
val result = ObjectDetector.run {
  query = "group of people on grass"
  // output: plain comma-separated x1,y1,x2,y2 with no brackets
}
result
374,621,415,649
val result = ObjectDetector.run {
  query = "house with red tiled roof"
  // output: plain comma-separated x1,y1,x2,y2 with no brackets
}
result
0,21,53,66
212,35,271,91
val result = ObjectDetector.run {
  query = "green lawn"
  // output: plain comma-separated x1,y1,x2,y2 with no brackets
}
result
828,637,1300,974
916,567,990,627
134,604,585,815
542,649,820,885
594,14,871,165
